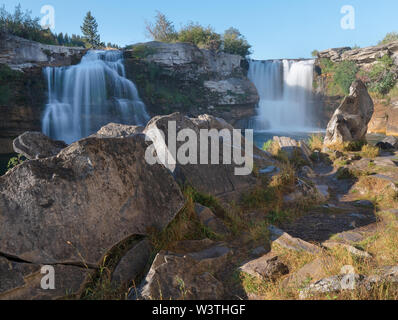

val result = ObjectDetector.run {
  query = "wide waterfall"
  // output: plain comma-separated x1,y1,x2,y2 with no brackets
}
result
42,50,150,143
248,59,317,132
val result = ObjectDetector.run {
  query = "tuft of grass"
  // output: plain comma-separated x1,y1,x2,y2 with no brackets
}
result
360,144,380,159
308,134,324,151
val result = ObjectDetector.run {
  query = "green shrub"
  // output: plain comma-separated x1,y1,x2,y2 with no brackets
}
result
333,61,359,94
6,154,25,172
222,28,252,57
379,32,398,45
177,22,221,51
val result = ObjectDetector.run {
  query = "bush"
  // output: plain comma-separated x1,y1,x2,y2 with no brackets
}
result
0,4,57,45
361,144,380,159
307,134,324,151
365,55,397,95
223,27,252,57
145,11,177,43
177,22,221,51
379,32,398,45
333,61,359,94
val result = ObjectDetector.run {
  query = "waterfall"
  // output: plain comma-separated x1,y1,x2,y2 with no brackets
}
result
42,50,150,144
248,59,317,132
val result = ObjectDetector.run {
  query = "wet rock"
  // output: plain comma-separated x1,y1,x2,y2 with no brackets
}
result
324,80,374,147
137,244,232,300
194,204,229,235
240,254,289,281
0,135,185,266
13,131,67,159
111,239,153,288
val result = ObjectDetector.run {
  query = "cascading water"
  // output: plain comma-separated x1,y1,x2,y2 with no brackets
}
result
248,59,317,132
42,50,150,143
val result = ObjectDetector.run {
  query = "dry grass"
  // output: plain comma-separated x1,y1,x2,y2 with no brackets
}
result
238,210,398,300
361,144,381,159
307,134,324,151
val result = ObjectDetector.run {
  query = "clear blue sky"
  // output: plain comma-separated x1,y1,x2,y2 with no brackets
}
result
2,0,397,59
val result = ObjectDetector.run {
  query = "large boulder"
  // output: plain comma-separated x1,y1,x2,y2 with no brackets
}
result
324,80,374,147
93,123,144,138
137,244,231,300
0,256,91,300
13,131,67,159
0,134,185,266
143,113,272,197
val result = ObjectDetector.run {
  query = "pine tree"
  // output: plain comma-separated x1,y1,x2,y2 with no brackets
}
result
80,11,100,48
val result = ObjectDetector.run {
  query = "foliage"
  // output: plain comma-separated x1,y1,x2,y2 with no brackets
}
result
0,4,57,44
145,11,177,42
366,55,397,95
178,22,221,51
333,61,359,95
379,32,398,45
81,11,101,48
311,50,319,57
143,11,251,56
6,154,25,172
222,27,252,57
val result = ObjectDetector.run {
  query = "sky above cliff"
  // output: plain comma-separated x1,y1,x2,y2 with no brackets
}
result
2,0,398,59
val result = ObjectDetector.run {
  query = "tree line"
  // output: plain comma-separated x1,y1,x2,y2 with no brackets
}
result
145,11,252,57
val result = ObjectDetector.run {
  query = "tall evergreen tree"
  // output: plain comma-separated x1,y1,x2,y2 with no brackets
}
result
80,11,100,48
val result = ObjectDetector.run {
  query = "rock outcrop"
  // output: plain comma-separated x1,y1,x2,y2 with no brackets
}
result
0,33,86,71
13,131,67,159
318,41,398,67
143,112,271,198
0,134,185,266
324,80,374,147
124,42,259,124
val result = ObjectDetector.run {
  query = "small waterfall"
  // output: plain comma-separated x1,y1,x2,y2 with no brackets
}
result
42,50,150,143
248,59,317,132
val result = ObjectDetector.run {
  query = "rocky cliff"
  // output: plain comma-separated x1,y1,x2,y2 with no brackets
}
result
123,41,259,125
0,34,87,160
314,41,398,135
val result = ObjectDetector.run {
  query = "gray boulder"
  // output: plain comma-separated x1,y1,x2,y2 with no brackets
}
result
239,254,289,281
93,123,144,138
376,136,398,150
0,134,185,266
324,80,374,147
0,256,91,300
13,131,67,159
138,244,231,300
111,239,153,288
143,113,271,197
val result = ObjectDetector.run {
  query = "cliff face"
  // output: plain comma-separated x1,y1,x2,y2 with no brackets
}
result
0,33,86,71
123,41,259,125
314,42,398,135
0,34,87,156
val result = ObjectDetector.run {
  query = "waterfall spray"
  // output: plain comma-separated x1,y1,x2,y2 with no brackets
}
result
248,59,317,132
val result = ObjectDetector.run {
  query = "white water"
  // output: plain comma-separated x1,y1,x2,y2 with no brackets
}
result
42,50,150,143
248,59,317,132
